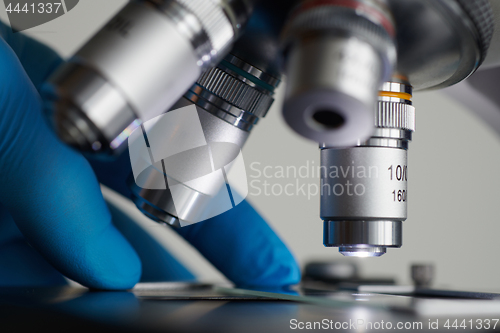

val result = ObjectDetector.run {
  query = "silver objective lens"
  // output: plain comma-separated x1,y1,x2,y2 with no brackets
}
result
281,0,397,146
129,53,279,227
322,82,415,257
43,0,254,155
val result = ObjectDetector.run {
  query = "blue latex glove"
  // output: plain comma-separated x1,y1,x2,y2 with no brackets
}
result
0,23,300,290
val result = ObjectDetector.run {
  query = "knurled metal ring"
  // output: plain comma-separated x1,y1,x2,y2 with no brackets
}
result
376,102,415,132
194,66,274,118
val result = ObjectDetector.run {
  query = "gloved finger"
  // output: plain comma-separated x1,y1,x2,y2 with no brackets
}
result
0,21,63,92
0,240,67,286
176,200,301,288
106,200,195,282
0,37,141,290
0,22,193,285
0,204,67,286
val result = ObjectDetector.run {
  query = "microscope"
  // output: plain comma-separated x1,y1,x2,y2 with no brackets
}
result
43,0,497,257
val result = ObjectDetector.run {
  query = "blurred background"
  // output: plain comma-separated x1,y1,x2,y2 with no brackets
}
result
2,0,500,290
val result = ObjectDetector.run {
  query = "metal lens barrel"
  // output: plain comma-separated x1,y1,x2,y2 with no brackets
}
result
129,53,280,227
281,0,397,146
321,82,415,257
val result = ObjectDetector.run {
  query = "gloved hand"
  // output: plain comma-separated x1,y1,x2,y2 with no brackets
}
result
0,22,300,290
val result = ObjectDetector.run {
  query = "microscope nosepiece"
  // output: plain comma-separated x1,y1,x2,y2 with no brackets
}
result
321,82,414,257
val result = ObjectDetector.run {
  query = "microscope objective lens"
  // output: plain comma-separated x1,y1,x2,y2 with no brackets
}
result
322,81,415,257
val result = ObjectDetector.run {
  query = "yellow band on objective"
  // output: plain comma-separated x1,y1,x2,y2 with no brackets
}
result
379,91,412,101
